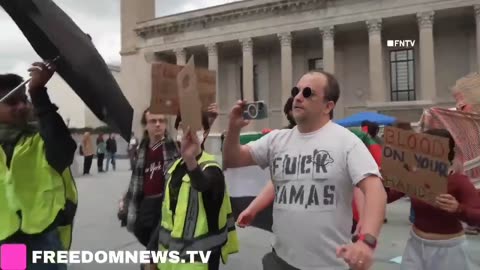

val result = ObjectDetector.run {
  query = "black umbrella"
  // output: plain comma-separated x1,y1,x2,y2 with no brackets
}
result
0,0,133,141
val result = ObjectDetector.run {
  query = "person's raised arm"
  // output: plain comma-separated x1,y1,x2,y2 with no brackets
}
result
223,100,272,169
28,62,76,173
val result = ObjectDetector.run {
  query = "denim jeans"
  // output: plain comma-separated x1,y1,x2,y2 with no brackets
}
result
106,152,116,171
0,229,67,270
409,206,415,224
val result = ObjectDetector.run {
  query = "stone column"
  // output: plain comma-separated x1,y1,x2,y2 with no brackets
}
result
322,26,335,73
240,38,254,101
206,43,219,102
120,0,155,137
278,32,293,126
174,48,187,65
475,5,480,72
206,43,220,132
207,43,219,71
120,0,155,54
240,38,255,131
417,11,436,101
366,19,386,102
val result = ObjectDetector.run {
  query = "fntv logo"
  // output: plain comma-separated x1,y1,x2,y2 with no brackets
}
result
387,40,416,48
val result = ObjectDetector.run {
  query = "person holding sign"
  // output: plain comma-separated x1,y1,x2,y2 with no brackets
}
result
174,103,219,148
151,112,239,270
386,129,480,270
224,71,387,270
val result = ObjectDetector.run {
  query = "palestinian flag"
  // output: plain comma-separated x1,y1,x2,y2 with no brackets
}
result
225,132,273,232
348,128,383,223
349,127,382,168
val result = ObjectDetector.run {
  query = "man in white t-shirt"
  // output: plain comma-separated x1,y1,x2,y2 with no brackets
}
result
223,71,387,270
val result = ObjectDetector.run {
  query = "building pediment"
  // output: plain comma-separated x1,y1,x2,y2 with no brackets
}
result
135,0,329,38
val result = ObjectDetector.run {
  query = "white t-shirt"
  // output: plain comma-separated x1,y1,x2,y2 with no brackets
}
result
129,137,138,150
247,121,381,270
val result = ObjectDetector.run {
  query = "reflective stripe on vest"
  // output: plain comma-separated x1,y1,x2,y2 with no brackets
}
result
159,153,238,262
158,214,235,257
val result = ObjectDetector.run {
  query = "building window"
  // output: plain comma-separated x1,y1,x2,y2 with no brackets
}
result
308,58,323,71
240,65,259,101
390,49,415,101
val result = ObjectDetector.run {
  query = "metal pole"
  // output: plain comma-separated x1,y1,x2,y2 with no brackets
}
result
0,56,60,103
0,78,31,103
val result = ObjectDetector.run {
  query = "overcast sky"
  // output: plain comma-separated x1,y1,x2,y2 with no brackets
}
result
0,0,240,77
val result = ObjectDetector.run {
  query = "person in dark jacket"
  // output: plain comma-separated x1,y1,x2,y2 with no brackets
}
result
0,63,77,270
106,133,117,171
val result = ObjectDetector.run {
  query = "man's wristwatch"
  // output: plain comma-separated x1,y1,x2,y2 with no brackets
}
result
352,233,377,249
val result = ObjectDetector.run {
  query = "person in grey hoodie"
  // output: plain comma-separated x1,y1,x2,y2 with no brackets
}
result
96,133,106,172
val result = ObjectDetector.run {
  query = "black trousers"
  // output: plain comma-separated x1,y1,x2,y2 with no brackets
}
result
83,155,93,174
97,153,105,172
134,197,163,247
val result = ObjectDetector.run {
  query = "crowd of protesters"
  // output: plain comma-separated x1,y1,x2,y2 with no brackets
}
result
2,61,480,270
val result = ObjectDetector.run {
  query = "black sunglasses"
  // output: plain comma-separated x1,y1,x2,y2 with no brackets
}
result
291,87,313,98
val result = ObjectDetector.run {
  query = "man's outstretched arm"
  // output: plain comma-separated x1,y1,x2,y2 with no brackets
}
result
247,181,275,214
237,181,275,227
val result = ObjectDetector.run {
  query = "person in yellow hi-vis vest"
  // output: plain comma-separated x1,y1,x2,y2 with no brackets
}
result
0,62,78,270
149,111,238,270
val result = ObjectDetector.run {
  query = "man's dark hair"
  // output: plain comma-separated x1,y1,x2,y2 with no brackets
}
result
283,97,293,115
363,121,379,138
308,70,340,119
0,74,24,95
283,97,296,128
361,120,371,127
141,108,149,126
423,129,455,163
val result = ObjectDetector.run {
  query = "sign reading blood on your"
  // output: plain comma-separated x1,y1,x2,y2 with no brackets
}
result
150,61,216,115
382,127,450,205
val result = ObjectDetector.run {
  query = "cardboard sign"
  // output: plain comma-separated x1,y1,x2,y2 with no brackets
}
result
382,127,450,205
150,61,216,115
176,57,203,132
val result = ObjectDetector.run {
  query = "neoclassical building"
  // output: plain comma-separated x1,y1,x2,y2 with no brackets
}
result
120,0,480,140
48,65,121,129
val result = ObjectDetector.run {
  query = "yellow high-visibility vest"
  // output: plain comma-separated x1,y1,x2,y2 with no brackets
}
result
157,152,239,270
0,133,77,249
